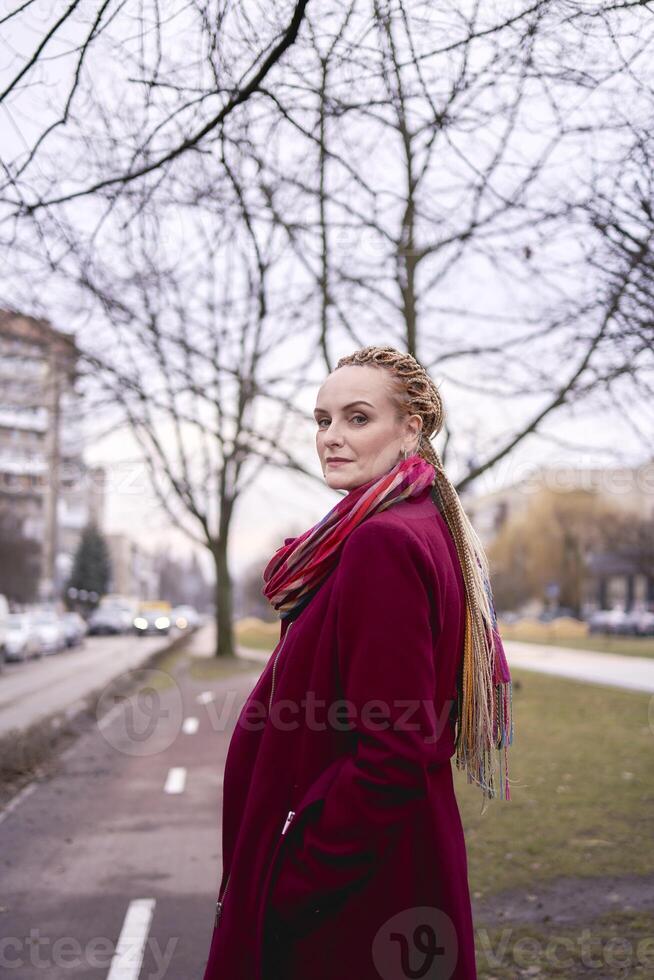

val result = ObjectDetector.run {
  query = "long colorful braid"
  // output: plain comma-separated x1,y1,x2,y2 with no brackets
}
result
336,345,514,806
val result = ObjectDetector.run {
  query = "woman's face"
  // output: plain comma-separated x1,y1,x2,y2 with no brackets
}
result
314,365,422,491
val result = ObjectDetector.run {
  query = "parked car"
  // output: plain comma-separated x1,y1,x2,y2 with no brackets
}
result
0,593,8,663
587,608,628,635
4,613,41,662
171,605,200,630
613,609,654,637
62,612,87,647
538,606,579,623
97,595,140,632
133,608,171,636
87,606,126,636
632,610,654,636
31,609,67,653
499,611,522,625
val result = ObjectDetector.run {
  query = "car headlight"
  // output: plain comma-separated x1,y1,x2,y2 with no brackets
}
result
175,617,188,629
134,617,148,629
155,617,170,629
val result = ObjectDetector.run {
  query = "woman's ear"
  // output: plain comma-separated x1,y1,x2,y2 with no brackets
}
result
407,415,423,445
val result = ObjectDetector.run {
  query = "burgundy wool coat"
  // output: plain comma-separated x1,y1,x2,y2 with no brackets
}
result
201,484,478,980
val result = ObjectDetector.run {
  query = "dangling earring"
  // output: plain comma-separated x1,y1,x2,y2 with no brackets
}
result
402,446,408,460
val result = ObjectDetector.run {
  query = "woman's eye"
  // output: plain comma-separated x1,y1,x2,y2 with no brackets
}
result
317,415,368,428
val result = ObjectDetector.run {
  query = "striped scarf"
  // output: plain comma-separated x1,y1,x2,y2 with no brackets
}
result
262,454,513,798
262,455,433,616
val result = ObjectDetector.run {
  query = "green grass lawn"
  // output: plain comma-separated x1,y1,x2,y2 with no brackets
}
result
234,622,280,652
187,654,263,681
455,668,654,977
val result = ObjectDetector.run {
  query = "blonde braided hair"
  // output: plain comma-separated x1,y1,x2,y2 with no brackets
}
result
336,345,508,804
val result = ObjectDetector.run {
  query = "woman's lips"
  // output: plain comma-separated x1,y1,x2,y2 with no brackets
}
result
326,459,351,466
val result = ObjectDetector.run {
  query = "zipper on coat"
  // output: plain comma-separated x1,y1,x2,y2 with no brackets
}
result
216,621,295,929
281,810,295,835
214,871,231,928
268,620,294,713
270,624,298,842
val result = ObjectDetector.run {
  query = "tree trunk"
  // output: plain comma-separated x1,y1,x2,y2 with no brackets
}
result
213,540,235,658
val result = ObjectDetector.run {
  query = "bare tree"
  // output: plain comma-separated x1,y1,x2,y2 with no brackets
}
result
235,0,654,486
0,0,310,216
64,171,325,656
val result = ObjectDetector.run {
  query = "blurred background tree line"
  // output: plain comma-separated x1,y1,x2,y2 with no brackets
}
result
488,488,654,616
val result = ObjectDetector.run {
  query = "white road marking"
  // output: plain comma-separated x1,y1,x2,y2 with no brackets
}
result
106,898,156,980
182,716,199,734
164,767,186,794
0,782,36,827
196,690,215,704
98,702,125,731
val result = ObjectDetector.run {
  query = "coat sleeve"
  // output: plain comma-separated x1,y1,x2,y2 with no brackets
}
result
268,520,441,928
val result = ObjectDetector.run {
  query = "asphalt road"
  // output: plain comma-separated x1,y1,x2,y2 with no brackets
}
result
0,633,175,737
0,626,260,979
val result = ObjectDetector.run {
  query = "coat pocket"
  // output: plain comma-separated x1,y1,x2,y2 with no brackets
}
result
266,755,366,932
258,757,349,940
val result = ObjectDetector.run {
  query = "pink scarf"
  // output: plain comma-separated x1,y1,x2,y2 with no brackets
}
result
262,455,435,617
262,454,513,800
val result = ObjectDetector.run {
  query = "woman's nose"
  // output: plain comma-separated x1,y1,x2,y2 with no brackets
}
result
323,424,344,444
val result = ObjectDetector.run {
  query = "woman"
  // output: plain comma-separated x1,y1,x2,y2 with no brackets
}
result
201,345,513,980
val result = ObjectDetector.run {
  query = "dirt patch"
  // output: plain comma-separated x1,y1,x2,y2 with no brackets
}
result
473,874,654,928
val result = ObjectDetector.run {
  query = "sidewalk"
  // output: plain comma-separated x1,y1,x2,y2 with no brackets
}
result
505,640,654,693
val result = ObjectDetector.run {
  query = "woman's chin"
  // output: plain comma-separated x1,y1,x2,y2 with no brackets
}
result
324,469,358,490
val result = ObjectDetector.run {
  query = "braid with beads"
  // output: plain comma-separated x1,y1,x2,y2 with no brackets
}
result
336,345,510,806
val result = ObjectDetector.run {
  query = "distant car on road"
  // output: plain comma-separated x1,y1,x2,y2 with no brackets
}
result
87,606,126,636
4,613,41,662
133,608,171,636
62,612,88,647
31,609,66,654
97,594,140,633
171,605,200,630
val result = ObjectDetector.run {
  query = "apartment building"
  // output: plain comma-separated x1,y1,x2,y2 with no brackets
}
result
0,310,105,601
